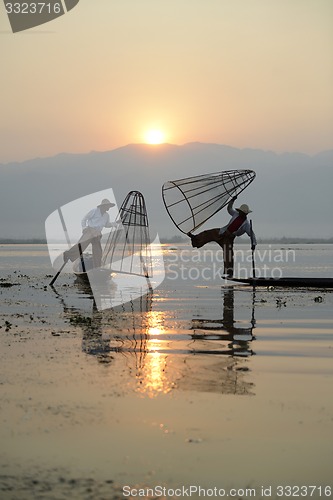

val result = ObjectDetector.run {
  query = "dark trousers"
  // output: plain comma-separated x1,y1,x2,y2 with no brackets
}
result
65,228,102,268
190,229,235,275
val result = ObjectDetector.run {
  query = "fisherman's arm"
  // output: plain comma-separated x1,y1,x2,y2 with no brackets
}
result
227,196,238,215
105,221,119,228
104,215,121,228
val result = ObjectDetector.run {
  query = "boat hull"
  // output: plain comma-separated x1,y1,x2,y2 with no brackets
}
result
227,277,333,288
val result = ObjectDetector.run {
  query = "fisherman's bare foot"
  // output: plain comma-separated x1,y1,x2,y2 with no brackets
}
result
187,232,198,248
222,271,233,278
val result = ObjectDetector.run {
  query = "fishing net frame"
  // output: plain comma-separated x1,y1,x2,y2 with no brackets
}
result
162,169,256,234
102,191,153,278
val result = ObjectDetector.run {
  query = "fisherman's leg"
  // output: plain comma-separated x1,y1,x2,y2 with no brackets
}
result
64,238,92,262
216,234,234,276
223,237,234,276
91,236,103,268
189,229,220,248
63,229,94,262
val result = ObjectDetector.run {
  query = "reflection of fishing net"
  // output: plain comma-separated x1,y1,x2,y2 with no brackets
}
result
102,191,152,278
162,170,256,234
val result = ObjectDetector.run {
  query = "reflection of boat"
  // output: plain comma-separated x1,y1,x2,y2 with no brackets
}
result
229,277,333,288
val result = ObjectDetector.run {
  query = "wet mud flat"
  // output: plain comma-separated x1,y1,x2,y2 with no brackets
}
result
1,268,333,499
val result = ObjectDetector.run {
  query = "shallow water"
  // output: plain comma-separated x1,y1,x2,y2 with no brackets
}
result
0,244,332,499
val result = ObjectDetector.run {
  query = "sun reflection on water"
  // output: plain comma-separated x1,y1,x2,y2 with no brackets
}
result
135,310,176,397
79,289,256,397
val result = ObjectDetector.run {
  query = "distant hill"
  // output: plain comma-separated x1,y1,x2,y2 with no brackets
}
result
0,143,332,239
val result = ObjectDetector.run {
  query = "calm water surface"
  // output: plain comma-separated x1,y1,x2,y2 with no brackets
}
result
0,243,332,497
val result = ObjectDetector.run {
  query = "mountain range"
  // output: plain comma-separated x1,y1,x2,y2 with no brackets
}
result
1,143,332,240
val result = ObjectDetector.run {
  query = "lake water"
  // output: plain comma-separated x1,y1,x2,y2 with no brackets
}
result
0,244,332,499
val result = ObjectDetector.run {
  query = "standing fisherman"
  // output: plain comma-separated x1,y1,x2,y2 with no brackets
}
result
188,197,256,278
63,198,118,268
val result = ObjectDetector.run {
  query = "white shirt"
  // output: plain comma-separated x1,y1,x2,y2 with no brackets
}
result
219,201,257,245
81,207,115,233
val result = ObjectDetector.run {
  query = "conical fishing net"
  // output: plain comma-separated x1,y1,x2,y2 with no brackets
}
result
162,169,256,234
102,191,153,278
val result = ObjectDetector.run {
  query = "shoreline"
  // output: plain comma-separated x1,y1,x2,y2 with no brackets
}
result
1,237,333,245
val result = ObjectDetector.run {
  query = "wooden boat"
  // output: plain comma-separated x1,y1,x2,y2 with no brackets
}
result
72,253,93,282
73,254,113,286
227,277,333,289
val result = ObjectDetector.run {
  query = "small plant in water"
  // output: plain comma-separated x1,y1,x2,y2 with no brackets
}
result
276,297,287,308
69,315,92,325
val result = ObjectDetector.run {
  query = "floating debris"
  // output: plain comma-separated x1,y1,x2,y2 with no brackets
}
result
2,321,12,331
186,437,203,444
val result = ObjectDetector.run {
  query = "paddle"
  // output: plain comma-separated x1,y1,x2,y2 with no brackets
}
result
49,260,68,287
250,221,257,324
250,220,256,279
78,243,86,273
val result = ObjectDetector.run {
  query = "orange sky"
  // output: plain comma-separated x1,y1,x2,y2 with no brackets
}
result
1,0,332,162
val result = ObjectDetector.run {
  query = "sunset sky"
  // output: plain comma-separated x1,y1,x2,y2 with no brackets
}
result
1,0,332,163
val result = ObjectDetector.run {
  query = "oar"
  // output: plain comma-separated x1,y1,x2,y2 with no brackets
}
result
250,220,256,279
78,243,86,273
49,208,71,286
50,260,68,287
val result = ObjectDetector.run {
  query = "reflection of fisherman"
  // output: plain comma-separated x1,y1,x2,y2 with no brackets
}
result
189,197,257,277
192,288,255,344
221,288,254,339
80,313,113,362
63,198,118,268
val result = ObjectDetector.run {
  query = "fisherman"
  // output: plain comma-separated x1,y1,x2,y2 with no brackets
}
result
188,197,256,278
63,198,118,268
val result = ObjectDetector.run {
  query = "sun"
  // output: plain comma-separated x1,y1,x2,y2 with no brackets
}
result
144,129,165,145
